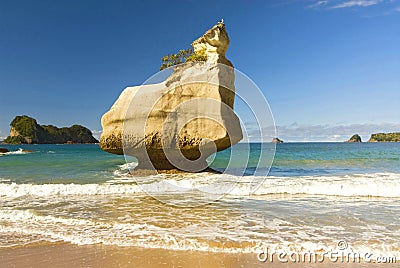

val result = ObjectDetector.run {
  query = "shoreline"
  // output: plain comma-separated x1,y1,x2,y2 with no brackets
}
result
0,242,397,268
0,242,258,268
1,144,399,267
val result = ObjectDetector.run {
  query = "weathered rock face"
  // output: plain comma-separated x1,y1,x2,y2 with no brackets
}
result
346,134,362,143
192,23,232,66
100,23,243,171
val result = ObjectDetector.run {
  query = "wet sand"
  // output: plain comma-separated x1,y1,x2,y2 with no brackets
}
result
0,242,398,268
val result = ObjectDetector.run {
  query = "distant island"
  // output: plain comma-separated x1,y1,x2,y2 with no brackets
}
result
3,115,98,144
345,133,400,143
368,132,400,142
346,134,362,142
272,138,284,143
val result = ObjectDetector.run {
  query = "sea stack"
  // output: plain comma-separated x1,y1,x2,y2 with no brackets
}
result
272,138,284,143
100,23,243,171
346,134,362,143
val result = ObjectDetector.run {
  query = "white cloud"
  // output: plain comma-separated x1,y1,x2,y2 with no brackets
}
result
240,122,400,142
307,0,330,8
275,122,400,142
331,0,383,8
0,130,5,141
91,130,102,141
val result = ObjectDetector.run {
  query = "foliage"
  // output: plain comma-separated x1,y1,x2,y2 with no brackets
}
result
160,48,207,70
185,49,207,63
369,133,400,142
348,134,362,142
3,135,26,144
9,115,41,141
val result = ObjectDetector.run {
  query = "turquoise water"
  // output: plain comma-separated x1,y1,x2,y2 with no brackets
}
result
272,143,400,175
0,143,399,259
2,143,399,182
0,144,122,184
213,142,400,175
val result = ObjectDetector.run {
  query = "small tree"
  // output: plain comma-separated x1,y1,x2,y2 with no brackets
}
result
160,48,207,70
186,49,207,63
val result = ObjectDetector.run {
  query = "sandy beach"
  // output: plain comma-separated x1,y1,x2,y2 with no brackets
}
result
0,242,257,268
0,242,397,268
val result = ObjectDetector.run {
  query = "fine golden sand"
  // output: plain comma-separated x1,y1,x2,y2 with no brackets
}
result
0,242,398,268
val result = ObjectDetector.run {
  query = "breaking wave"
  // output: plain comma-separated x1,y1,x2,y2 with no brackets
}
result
1,172,400,198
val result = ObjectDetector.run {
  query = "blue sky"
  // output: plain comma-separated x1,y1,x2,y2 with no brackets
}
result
0,0,399,141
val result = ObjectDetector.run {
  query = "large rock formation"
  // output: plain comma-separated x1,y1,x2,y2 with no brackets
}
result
346,134,362,143
368,132,400,142
4,115,98,144
100,23,243,171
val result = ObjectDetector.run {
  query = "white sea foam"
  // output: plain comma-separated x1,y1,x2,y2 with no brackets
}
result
111,162,138,180
1,172,400,198
233,172,400,198
107,171,400,198
0,148,31,156
0,183,143,197
0,208,398,258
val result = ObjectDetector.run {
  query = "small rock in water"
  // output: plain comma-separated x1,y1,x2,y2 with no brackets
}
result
0,148,10,153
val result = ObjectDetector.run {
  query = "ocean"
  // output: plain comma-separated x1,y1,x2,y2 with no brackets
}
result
0,143,399,260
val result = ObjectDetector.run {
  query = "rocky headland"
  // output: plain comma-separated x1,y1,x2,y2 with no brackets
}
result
368,132,400,142
3,115,98,144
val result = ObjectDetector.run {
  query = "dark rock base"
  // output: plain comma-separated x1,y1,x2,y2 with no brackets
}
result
0,148,10,153
129,166,221,175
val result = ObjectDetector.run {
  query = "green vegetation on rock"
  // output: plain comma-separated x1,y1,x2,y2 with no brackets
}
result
4,115,98,144
160,48,207,70
346,134,362,142
3,136,26,144
368,132,400,142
